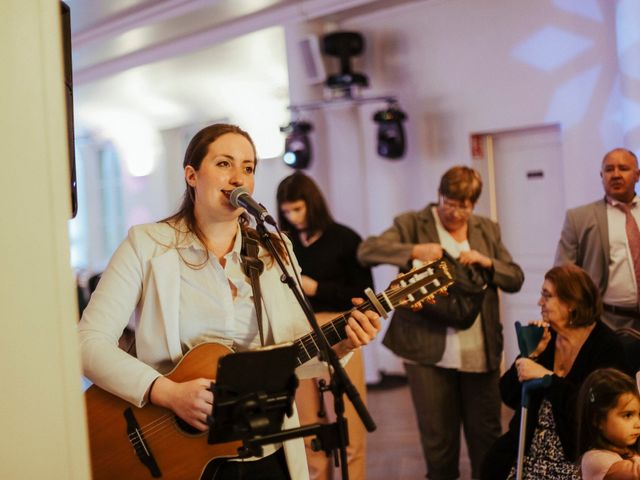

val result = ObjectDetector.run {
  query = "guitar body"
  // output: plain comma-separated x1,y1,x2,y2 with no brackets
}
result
85,342,241,480
84,259,452,479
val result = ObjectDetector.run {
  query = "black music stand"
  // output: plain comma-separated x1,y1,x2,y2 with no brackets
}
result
207,344,299,457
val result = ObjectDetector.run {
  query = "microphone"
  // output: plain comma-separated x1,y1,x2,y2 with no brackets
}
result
229,187,276,226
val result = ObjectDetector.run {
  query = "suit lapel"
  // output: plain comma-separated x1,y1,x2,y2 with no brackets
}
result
595,198,610,269
467,215,486,252
420,206,440,243
150,250,182,362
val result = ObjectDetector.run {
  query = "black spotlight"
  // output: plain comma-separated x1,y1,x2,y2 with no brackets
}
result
322,31,369,94
373,107,407,159
280,121,313,169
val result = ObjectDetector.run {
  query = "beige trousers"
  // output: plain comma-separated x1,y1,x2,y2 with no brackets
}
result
295,312,367,480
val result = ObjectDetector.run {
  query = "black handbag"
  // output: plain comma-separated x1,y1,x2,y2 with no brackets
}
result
413,250,489,329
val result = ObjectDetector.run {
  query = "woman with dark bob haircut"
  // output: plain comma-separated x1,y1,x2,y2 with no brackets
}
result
481,264,628,480
79,124,381,480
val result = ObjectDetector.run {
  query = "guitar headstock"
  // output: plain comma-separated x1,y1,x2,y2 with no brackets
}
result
388,258,454,312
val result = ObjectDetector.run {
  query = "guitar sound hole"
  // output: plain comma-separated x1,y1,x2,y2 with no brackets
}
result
174,415,204,436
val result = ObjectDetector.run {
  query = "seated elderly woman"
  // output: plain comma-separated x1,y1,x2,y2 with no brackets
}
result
481,264,628,480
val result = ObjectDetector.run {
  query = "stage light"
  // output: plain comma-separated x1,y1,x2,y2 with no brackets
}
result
322,31,369,96
373,106,407,159
280,121,313,169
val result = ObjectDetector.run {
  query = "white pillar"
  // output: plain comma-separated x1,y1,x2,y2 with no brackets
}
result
0,1,91,478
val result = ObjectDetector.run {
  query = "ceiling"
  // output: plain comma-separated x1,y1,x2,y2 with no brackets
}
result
67,0,299,158
65,0,415,158
66,0,291,79
66,0,409,84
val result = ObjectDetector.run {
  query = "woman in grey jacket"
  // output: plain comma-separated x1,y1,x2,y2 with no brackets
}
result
358,166,524,480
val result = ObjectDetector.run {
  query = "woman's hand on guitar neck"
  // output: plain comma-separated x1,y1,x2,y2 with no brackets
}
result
149,376,214,431
333,298,381,358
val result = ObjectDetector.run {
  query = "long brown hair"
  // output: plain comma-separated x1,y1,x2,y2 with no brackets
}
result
161,123,284,266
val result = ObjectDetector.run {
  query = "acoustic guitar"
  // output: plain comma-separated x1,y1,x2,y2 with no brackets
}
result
84,259,452,480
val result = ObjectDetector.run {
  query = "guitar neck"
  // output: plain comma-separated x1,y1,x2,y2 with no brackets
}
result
293,291,394,365
293,260,451,366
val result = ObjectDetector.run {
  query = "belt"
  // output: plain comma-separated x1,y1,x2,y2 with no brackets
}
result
603,303,640,319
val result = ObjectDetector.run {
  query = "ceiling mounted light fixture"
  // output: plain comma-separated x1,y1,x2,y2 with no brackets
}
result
373,105,407,160
280,120,313,169
322,31,369,97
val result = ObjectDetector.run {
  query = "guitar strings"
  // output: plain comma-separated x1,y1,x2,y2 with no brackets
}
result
297,312,351,361
126,272,445,452
128,413,176,449
294,271,444,363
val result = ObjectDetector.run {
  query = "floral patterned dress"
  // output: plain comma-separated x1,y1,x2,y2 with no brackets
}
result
506,399,580,480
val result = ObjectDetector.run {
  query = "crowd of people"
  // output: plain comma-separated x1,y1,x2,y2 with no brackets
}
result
78,123,640,480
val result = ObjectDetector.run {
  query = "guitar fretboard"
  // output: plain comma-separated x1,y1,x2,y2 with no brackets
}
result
293,297,387,366
293,263,449,365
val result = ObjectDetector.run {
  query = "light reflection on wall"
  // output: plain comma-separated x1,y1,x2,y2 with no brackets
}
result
616,0,640,152
615,1,640,75
511,0,640,151
620,96,640,133
511,26,593,71
545,66,601,128
599,77,624,143
552,0,603,22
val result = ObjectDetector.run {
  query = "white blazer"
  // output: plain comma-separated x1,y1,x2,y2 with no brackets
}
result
79,222,343,480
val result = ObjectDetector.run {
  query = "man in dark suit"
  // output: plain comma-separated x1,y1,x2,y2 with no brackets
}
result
555,148,640,330
358,166,524,480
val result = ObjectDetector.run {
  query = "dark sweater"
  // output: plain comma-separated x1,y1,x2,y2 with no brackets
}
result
499,321,627,462
290,222,374,313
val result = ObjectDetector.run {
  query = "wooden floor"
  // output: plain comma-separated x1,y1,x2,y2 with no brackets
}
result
366,382,429,479
364,381,513,480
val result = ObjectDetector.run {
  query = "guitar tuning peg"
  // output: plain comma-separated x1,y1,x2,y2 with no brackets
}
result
411,301,423,312
425,296,437,305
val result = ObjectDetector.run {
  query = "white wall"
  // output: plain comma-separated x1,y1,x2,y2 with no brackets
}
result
344,0,621,217
281,0,624,374
0,1,90,478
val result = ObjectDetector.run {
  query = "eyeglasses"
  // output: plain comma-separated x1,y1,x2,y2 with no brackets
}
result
540,290,556,301
440,197,473,214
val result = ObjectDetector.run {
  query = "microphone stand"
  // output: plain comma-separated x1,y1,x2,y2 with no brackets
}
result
254,220,376,479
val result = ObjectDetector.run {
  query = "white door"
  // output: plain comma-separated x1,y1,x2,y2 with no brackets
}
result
477,125,565,366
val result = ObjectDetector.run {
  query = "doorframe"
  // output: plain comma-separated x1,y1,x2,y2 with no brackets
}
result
469,123,564,368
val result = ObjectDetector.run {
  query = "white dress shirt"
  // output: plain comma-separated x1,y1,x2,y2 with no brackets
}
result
178,226,271,353
604,195,640,307
432,207,488,373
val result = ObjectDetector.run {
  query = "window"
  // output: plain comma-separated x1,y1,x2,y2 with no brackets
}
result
69,138,125,274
